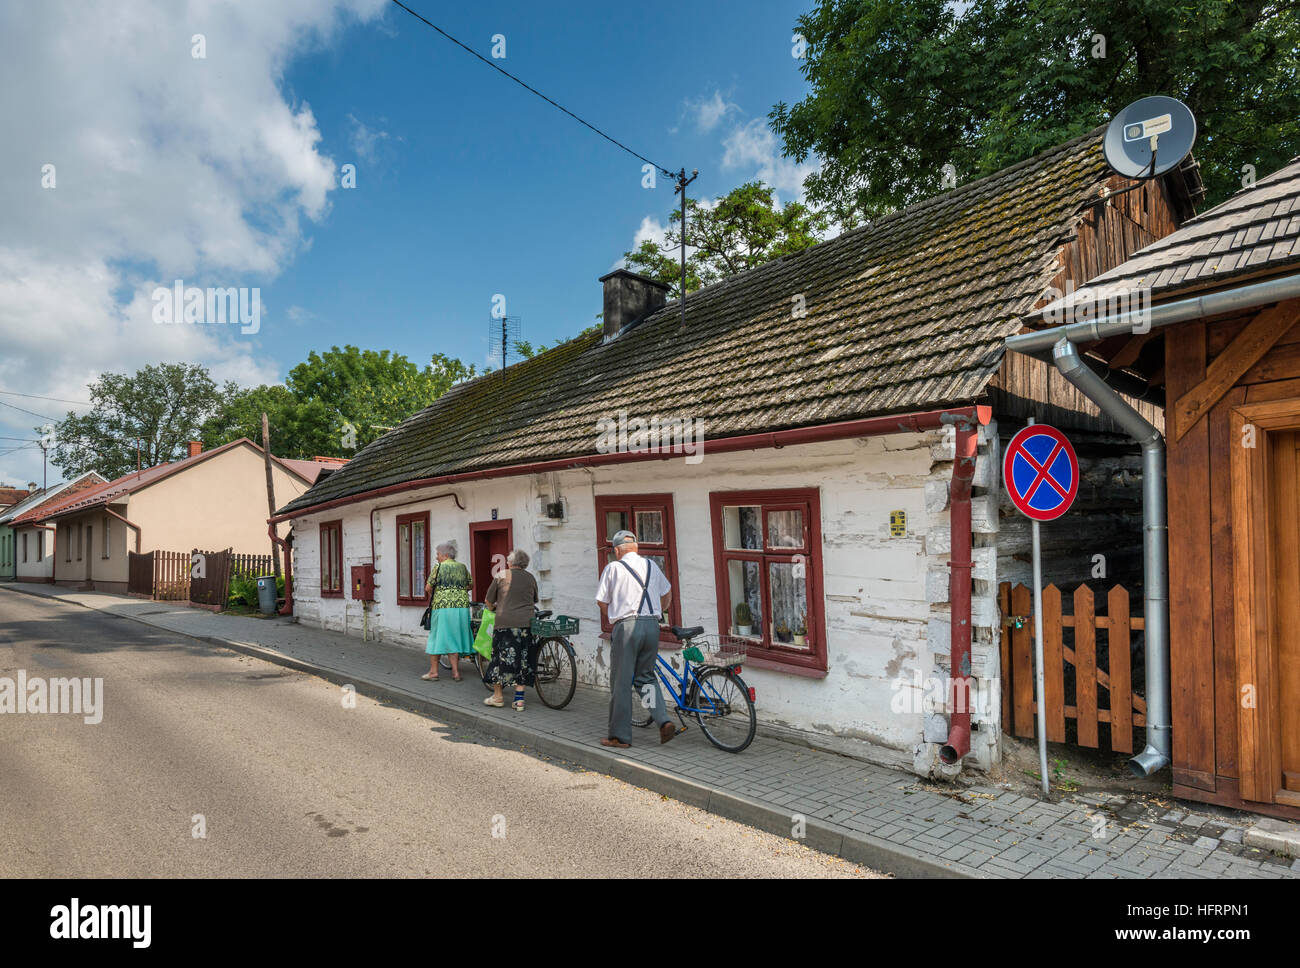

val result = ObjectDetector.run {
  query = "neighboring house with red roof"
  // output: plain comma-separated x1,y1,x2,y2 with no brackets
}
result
5,473,108,582
279,456,350,485
11,439,315,592
0,486,31,509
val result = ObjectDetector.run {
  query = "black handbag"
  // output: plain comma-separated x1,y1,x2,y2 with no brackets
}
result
420,563,438,630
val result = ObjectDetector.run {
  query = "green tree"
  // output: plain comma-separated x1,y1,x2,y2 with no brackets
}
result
198,383,337,459
624,180,828,297
770,0,1300,223
51,363,223,480
201,347,480,459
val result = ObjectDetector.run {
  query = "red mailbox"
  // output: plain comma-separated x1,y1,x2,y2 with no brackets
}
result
351,564,375,601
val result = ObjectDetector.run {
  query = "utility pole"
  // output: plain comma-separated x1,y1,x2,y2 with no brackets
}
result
262,412,282,580
674,167,698,333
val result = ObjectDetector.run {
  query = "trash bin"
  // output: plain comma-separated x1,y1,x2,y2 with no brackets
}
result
256,575,277,614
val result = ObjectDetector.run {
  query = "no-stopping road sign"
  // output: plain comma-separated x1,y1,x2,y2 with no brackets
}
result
1003,424,1079,521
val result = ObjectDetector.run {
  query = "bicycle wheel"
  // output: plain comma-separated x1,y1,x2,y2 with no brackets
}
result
687,667,756,752
475,651,492,689
533,638,576,709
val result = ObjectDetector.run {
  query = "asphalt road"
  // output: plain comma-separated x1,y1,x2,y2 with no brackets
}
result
0,590,877,878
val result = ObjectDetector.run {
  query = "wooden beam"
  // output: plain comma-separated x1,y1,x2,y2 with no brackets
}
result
1108,329,1160,369
1173,299,1300,441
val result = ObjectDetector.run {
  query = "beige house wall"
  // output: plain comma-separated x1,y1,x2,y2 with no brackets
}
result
126,444,308,555
48,443,310,590
13,524,57,581
50,506,131,588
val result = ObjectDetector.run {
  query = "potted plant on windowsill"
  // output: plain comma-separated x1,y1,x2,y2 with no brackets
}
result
793,615,807,647
775,619,793,644
734,601,753,637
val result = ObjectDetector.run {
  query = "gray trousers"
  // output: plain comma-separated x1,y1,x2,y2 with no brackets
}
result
608,616,670,742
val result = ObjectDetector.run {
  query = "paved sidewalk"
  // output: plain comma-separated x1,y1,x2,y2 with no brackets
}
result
5,581,1299,879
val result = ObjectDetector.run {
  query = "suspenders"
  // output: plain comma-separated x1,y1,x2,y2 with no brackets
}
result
618,558,655,617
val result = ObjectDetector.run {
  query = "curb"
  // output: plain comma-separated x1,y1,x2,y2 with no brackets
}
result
1,584,981,879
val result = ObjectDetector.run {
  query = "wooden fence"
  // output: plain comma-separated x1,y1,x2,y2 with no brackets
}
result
125,548,274,607
152,550,191,601
228,553,273,580
999,581,1147,753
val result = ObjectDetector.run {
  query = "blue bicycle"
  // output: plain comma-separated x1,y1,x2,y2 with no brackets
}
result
631,625,757,752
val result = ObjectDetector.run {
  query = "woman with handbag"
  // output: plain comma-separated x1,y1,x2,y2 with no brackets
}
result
421,540,473,681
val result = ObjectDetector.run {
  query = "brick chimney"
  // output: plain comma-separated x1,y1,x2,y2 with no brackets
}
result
187,441,203,458
599,269,669,341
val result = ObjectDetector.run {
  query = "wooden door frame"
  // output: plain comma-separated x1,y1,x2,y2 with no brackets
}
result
1229,398,1300,804
468,519,513,602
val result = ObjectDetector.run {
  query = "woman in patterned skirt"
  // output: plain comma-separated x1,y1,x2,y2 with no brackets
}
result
422,540,473,681
482,549,539,710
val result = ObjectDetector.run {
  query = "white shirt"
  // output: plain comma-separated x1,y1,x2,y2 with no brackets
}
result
596,551,671,623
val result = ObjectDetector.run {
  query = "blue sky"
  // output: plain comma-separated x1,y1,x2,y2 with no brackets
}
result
0,0,816,487
276,0,815,367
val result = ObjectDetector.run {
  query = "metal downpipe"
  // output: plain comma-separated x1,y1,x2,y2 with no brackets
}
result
1052,338,1171,775
939,418,979,765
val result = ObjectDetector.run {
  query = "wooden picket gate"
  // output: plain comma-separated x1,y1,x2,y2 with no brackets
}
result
189,548,232,607
999,582,1147,753
152,550,191,601
127,550,153,596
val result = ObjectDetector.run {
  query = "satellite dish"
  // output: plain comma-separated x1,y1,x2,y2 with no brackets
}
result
1103,96,1196,179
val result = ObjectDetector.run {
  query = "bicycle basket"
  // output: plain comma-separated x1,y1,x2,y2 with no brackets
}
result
531,614,580,637
683,633,747,667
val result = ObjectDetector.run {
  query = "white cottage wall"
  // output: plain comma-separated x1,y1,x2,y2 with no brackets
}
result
289,429,1003,771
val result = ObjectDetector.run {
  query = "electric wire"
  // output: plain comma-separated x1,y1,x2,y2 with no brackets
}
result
387,0,675,178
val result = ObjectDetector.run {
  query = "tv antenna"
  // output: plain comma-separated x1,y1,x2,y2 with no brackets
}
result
674,167,698,333
1101,95,1197,201
487,314,522,380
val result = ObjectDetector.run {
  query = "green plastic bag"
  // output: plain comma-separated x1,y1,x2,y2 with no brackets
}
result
472,608,496,660
682,645,704,664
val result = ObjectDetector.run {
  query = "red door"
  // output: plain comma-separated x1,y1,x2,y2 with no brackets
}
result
469,520,513,602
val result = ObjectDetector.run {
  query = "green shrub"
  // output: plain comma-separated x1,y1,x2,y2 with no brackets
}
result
229,574,259,608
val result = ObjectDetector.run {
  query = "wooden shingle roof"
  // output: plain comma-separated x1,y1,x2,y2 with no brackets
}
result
280,128,1114,516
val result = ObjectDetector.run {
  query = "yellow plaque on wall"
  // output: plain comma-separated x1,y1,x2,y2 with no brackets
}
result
889,510,907,537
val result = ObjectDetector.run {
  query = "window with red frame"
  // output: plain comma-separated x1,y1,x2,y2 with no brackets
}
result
320,520,343,598
593,494,681,638
396,511,430,606
709,488,825,673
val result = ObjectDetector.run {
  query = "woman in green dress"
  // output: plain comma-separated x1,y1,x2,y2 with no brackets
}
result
422,540,473,681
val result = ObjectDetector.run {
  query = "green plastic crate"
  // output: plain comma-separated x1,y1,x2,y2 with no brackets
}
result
531,614,580,637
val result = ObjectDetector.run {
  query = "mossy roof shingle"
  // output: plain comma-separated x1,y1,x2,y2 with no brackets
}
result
279,128,1112,516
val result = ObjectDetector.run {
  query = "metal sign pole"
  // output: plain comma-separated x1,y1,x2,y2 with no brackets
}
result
1027,416,1050,795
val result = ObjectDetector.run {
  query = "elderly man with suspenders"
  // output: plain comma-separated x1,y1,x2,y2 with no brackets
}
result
596,529,678,748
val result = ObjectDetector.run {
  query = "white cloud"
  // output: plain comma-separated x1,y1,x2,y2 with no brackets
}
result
684,90,739,133
346,113,392,163
0,0,386,484
721,118,818,200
